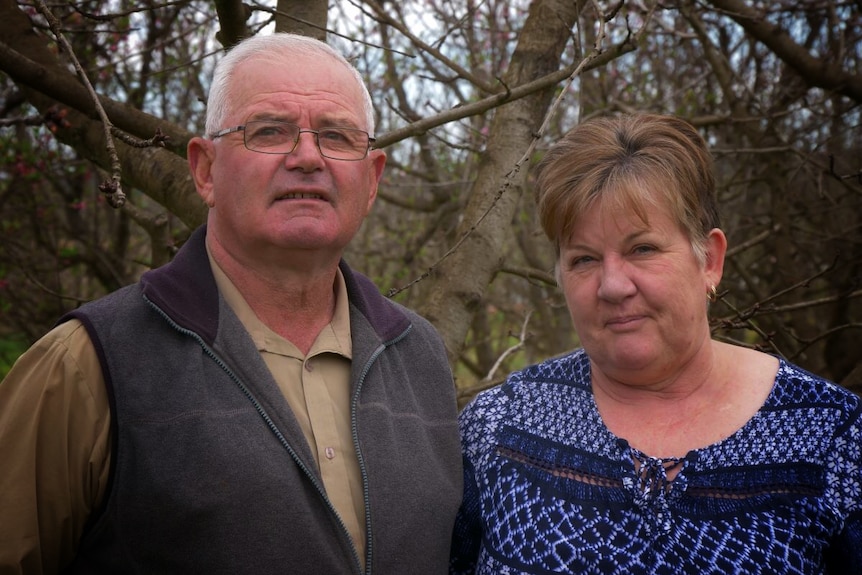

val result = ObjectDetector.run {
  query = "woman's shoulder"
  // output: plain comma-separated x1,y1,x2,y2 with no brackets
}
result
467,348,589,400
771,357,861,413
719,342,859,412
512,347,591,389
459,349,591,425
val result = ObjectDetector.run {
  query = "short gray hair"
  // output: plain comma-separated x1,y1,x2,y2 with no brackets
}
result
204,33,375,137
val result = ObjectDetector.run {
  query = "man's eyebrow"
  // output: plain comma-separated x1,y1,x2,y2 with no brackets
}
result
316,117,363,129
244,113,362,129
245,113,295,123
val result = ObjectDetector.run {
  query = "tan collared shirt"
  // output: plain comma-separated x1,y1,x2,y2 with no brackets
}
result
211,259,365,562
0,260,365,574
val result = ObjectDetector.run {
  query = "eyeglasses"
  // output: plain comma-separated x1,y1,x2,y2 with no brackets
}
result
209,120,376,161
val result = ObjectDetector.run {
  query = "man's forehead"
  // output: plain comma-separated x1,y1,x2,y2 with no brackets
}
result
226,65,362,121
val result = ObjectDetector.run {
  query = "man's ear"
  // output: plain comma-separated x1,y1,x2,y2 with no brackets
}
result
187,137,216,207
364,148,386,213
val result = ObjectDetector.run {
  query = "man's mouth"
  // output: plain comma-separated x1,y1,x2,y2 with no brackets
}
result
278,192,324,200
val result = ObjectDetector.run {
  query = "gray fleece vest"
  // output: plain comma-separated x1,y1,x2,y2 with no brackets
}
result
62,227,462,575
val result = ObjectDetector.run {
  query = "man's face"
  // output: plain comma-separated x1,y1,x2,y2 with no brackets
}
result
190,53,386,266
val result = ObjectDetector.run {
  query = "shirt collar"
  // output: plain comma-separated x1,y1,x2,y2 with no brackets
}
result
207,245,352,359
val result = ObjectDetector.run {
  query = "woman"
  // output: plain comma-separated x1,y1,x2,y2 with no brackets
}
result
450,114,861,574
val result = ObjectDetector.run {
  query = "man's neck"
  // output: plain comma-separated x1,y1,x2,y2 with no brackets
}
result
208,237,340,354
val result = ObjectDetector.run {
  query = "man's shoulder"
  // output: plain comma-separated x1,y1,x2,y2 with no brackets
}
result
341,263,413,340
63,282,144,323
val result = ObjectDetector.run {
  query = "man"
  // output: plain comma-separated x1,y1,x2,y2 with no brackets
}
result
0,33,462,574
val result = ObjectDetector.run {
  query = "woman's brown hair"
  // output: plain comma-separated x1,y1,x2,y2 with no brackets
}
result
534,113,720,263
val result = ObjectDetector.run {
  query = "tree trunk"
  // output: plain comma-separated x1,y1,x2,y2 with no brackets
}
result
276,0,328,40
417,0,580,370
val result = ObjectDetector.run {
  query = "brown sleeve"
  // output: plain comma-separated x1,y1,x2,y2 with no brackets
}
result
0,319,111,574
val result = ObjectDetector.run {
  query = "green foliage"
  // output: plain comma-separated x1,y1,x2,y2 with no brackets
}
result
0,335,28,380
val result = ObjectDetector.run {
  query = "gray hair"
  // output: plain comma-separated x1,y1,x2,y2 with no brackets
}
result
204,33,375,137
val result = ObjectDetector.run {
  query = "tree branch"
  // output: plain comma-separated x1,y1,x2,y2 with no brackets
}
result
0,41,194,155
374,33,638,148
35,0,127,206
706,0,862,103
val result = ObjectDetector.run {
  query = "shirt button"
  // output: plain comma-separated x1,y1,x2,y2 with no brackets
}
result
325,447,336,460
305,361,314,372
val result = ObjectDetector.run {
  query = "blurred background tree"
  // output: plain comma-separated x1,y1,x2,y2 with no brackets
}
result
1,0,860,403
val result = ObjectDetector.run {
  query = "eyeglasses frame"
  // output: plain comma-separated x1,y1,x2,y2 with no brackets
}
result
209,121,377,161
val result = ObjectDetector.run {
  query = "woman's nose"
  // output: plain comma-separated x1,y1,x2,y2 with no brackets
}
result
596,257,637,302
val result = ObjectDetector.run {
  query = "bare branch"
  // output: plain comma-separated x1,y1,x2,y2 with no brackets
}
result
374,32,638,149
482,311,533,382
706,0,862,103
387,1,636,298
34,0,126,206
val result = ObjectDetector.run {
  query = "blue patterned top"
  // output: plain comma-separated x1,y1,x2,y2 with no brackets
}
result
450,349,862,574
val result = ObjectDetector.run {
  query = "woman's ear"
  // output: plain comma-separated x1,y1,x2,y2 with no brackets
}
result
704,227,727,287
187,137,216,207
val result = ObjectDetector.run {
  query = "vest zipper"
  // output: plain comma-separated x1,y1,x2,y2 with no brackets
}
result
146,297,365,574
352,325,412,575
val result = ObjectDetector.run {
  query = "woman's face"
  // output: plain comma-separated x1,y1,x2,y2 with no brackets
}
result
558,193,725,386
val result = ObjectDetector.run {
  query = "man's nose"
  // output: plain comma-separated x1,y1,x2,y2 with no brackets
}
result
284,131,325,166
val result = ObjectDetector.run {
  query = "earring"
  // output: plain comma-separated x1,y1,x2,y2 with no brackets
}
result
707,284,718,303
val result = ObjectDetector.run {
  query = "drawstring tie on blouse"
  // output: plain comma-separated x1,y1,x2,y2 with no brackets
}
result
625,448,686,535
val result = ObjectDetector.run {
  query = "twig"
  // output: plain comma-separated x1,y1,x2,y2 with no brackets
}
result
499,265,557,287
725,225,777,258
14,263,91,305
111,127,170,148
387,0,635,297
482,311,533,383
34,0,126,207
829,154,862,184
713,296,785,357
756,288,862,316
786,322,862,363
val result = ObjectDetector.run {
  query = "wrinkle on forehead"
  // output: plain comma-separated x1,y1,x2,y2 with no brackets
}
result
226,55,366,128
